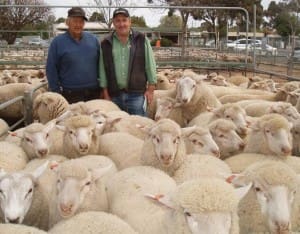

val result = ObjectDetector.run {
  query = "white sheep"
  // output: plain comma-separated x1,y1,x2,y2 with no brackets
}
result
292,119,300,156
154,96,186,127
105,165,177,234
56,114,99,158
188,103,248,136
48,211,138,234
0,223,47,234
0,161,50,230
226,74,249,87
231,160,300,233
97,132,144,169
181,126,220,156
155,73,175,90
208,118,245,159
140,118,186,176
243,113,293,156
147,177,251,234
175,76,221,122
0,141,28,172
248,79,277,92
33,91,69,124
48,155,117,228
84,99,121,113
173,153,231,184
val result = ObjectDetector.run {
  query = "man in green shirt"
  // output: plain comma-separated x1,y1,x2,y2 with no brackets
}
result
99,7,157,116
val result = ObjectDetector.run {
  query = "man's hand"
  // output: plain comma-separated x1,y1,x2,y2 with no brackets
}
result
144,84,156,104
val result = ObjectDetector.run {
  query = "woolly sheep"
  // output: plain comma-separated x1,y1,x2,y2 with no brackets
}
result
224,153,300,174
84,99,121,113
231,160,300,233
0,223,47,234
156,73,175,90
292,119,300,156
105,166,177,234
48,155,117,228
0,161,50,230
56,114,99,158
147,177,251,234
0,141,28,172
243,113,293,156
181,126,220,156
33,91,69,124
219,92,278,104
103,114,155,140
97,132,143,169
48,211,138,234
188,103,248,136
154,96,186,127
210,74,232,87
248,79,277,92
0,83,43,120
208,119,245,159
140,118,186,176
226,74,249,87
173,153,231,184
175,76,221,122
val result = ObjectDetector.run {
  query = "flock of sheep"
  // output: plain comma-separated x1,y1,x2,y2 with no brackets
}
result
0,67,300,233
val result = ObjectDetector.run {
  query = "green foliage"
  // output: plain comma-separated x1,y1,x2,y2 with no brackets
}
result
131,16,147,27
159,14,182,29
89,12,105,22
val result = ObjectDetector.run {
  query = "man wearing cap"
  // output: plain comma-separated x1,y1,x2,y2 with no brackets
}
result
99,7,157,116
46,7,101,103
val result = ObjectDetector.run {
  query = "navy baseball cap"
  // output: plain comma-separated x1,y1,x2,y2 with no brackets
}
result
68,7,88,21
113,8,130,18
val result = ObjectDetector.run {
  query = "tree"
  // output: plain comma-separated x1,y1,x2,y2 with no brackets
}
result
89,0,132,29
0,0,51,44
159,14,182,29
89,11,105,22
131,16,147,27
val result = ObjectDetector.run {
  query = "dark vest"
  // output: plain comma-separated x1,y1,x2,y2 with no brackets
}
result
101,30,147,97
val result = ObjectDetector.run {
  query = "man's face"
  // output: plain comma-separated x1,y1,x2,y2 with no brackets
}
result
112,14,131,37
66,17,85,38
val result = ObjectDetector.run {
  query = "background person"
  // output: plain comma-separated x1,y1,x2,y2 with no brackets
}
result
46,7,101,104
99,7,157,116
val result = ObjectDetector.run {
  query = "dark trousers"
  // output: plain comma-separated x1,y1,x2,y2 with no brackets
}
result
62,87,101,104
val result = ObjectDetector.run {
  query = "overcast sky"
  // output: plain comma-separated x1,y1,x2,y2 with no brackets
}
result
45,0,278,27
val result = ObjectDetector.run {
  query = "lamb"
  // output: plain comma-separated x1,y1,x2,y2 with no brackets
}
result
230,160,300,233
140,118,186,176
33,91,69,124
226,74,249,87
173,153,231,184
210,74,232,87
103,114,155,140
84,99,121,113
0,161,50,230
146,177,251,234
0,141,28,172
48,155,117,228
56,114,99,158
154,96,186,127
97,132,144,169
219,92,278,104
208,118,245,159
0,223,47,234
48,211,138,234
0,83,43,120
155,73,175,90
243,113,292,156
181,126,220,156
105,166,177,234
188,103,248,136
248,79,277,92
175,76,221,122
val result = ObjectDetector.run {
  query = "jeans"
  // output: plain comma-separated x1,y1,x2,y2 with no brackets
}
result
112,92,146,116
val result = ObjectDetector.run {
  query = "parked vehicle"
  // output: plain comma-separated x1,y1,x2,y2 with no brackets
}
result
227,38,277,56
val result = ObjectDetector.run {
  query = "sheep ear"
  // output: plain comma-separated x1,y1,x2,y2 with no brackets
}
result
44,120,56,133
144,193,176,210
181,126,196,136
31,161,49,179
229,174,250,187
56,110,72,124
8,130,24,139
234,182,252,201
92,164,112,181
136,123,152,134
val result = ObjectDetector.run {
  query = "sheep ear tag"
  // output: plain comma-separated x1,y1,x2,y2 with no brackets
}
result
144,193,175,209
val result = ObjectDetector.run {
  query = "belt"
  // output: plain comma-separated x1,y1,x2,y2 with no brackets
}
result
120,88,129,93
63,87,100,94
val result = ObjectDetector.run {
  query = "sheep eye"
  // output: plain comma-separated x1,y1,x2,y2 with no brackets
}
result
192,139,197,144
198,142,204,147
27,188,33,194
25,137,32,142
184,211,191,216
69,130,73,135
85,181,91,186
46,133,49,138
159,80,164,83
0,189,3,194
255,187,261,192
219,134,224,138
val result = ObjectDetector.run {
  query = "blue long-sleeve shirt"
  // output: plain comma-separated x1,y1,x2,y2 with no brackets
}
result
46,31,100,92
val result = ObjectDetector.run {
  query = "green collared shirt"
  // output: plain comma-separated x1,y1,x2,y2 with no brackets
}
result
99,32,156,89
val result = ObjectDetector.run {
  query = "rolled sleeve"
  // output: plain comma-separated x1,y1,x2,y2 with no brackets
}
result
144,37,157,85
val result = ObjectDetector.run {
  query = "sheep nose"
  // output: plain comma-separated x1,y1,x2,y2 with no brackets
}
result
212,149,220,157
154,116,161,121
281,147,291,156
79,143,88,150
160,154,172,163
60,203,73,212
7,217,20,224
239,142,245,150
275,221,290,233
182,98,188,103
38,149,48,156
